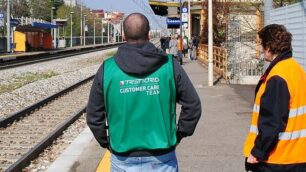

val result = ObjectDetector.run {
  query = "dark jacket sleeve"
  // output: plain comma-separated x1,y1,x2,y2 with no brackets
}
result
86,64,109,148
173,59,202,143
251,76,290,160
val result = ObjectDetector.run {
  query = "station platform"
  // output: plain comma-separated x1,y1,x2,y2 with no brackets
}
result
0,42,121,61
47,58,256,172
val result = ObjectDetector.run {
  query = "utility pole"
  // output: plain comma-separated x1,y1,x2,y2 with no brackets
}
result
179,0,183,65
179,0,182,38
51,4,56,49
51,7,54,38
188,0,191,40
107,21,110,43
80,0,83,45
208,0,213,86
83,15,86,46
51,5,53,38
70,12,74,47
6,0,11,52
94,15,96,45
121,20,123,42
101,18,103,44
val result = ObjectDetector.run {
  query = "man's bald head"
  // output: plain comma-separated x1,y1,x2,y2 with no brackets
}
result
123,13,150,42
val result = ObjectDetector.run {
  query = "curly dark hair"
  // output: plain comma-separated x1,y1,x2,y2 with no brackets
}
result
258,24,292,55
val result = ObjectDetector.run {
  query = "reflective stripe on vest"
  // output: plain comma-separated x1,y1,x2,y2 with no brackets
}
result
243,58,306,164
252,105,306,118
249,125,306,140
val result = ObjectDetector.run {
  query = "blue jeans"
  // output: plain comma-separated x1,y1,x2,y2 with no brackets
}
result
110,150,178,172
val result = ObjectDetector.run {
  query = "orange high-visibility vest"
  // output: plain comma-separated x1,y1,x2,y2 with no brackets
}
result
244,57,306,164
177,38,183,51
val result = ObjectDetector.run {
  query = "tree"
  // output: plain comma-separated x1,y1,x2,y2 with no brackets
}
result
56,4,105,41
0,0,30,18
12,0,31,17
29,0,51,21
50,0,64,7
50,0,64,18
200,0,230,46
29,0,64,21
273,0,300,8
200,0,265,47
56,5,81,37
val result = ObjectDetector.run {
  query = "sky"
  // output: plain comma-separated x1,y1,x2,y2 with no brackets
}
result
83,0,168,29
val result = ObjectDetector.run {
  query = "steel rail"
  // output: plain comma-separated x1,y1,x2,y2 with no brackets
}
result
0,75,94,128
0,42,124,70
1,39,161,172
0,39,159,127
4,106,87,172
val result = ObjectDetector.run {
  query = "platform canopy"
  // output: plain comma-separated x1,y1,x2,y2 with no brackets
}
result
149,0,180,16
32,22,58,29
54,19,68,27
15,22,57,32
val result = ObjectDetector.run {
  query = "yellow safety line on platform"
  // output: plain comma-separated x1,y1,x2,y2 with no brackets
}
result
96,150,111,172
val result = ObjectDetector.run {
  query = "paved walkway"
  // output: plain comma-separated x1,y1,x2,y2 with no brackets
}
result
48,58,256,172
176,59,253,172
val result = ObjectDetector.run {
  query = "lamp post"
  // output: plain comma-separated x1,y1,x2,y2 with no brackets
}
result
101,18,104,44
83,14,86,46
179,0,183,60
51,6,56,37
70,12,74,47
80,0,83,45
51,6,56,48
208,0,213,86
94,15,96,45
121,20,123,42
6,0,11,52
188,0,191,40
107,20,110,43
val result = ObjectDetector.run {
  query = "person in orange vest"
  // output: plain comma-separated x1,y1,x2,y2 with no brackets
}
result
177,35,184,65
244,24,306,172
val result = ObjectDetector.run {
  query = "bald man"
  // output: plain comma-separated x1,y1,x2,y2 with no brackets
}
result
87,13,201,172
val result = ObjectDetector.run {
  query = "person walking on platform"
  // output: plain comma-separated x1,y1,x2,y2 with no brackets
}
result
165,36,170,54
183,35,189,58
189,37,195,60
191,35,199,60
244,24,306,172
87,13,201,172
169,35,178,60
177,35,184,65
160,36,166,52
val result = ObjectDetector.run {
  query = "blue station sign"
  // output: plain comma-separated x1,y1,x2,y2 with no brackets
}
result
10,19,20,26
166,17,181,28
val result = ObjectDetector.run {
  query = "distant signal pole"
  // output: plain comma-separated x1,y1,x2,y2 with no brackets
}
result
188,0,191,40
208,0,213,86
80,0,83,45
7,0,11,52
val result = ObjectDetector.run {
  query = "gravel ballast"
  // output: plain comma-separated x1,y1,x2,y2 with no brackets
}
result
0,48,117,119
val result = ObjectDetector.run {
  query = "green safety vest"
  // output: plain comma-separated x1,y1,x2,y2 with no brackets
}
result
103,55,177,153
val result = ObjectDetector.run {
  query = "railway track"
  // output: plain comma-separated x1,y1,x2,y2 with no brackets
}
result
0,39,161,172
0,43,123,71
0,76,94,172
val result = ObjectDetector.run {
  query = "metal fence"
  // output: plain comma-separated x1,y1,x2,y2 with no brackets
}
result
225,14,263,84
266,0,306,70
65,36,123,47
